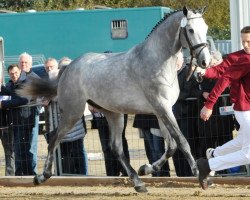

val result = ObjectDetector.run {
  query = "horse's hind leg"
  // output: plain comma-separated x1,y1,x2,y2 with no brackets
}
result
158,110,198,176
103,111,147,193
34,111,82,185
138,130,177,176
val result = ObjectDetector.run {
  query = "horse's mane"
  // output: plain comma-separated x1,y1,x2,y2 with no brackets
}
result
145,7,203,40
145,9,179,39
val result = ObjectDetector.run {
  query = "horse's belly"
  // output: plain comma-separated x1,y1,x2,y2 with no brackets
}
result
87,88,153,114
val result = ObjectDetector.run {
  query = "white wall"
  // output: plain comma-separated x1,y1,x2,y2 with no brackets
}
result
230,0,250,51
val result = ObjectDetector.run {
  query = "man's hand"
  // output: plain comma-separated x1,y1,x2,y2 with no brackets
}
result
200,106,212,121
202,92,209,100
42,99,50,106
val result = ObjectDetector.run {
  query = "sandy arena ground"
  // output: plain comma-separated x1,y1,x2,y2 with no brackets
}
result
0,181,250,200
0,176,250,200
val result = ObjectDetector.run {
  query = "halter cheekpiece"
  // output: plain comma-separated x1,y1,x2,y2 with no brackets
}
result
181,16,208,82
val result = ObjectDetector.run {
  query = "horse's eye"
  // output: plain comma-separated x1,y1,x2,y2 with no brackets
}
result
188,29,194,34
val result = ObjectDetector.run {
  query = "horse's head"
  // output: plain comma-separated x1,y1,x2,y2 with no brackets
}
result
180,6,211,69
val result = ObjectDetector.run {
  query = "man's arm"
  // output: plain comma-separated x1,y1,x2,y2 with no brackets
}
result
1,96,28,109
200,57,250,121
197,51,242,79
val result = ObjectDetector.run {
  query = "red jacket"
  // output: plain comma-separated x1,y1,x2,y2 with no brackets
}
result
204,51,250,111
204,50,245,104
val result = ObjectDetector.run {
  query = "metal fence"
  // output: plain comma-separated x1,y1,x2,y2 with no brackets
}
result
214,40,232,55
0,95,249,177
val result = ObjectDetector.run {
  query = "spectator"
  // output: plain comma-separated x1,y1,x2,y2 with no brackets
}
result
133,114,170,177
0,94,14,176
18,52,40,175
0,64,35,175
44,57,88,175
89,105,130,176
171,58,203,177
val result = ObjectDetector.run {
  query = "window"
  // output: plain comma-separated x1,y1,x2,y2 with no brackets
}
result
111,20,128,39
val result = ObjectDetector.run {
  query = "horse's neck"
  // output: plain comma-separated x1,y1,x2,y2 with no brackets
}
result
141,12,183,63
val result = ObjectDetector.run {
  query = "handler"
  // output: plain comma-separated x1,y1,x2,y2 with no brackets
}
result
196,26,250,190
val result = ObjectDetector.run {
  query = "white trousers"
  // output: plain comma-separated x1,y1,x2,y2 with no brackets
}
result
209,111,250,171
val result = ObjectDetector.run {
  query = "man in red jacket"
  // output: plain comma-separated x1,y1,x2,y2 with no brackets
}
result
196,26,250,190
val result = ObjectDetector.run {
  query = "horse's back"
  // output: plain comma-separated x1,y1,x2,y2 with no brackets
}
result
57,52,154,113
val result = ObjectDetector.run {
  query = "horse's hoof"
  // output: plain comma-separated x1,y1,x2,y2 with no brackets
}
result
134,184,148,193
138,165,146,176
33,175,42,185
138,164,152,176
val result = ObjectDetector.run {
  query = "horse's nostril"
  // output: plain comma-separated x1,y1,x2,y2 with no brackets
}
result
202,60,206,67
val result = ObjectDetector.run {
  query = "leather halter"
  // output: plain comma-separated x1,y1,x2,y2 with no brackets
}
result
181,17,208,82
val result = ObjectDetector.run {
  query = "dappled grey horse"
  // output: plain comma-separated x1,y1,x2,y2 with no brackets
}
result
19,7,210,192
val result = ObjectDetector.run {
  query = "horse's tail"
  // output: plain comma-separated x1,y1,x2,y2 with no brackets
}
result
17,77,58,100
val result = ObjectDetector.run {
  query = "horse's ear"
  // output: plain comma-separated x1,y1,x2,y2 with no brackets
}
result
183,6,188,17
200,6,207,15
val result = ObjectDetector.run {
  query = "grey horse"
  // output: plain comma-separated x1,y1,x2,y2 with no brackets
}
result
19,7,211,192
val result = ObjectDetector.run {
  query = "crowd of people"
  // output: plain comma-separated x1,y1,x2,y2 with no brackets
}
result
0,26,249,182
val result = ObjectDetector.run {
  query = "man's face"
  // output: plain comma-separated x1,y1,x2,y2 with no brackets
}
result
241,32,250,54
19,55,32,72
45,60,58,73
8,66,21,83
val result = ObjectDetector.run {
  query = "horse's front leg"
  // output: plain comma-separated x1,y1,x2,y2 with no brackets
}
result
104,112,147,193
157,107,198,176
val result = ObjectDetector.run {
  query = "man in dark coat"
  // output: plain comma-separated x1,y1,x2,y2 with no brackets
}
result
0,104,14,175
1,64,36,175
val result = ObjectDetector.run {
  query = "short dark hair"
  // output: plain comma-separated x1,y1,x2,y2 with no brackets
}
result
7,64,19,73
241,26,250,34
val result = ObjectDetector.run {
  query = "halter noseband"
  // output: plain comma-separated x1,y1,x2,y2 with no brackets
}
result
181,16,208,82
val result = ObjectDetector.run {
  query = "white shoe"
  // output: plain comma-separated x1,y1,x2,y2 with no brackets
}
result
206,148,215,159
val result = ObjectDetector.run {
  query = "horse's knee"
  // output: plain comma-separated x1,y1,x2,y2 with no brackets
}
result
165,139,177,158
110,142,123,155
